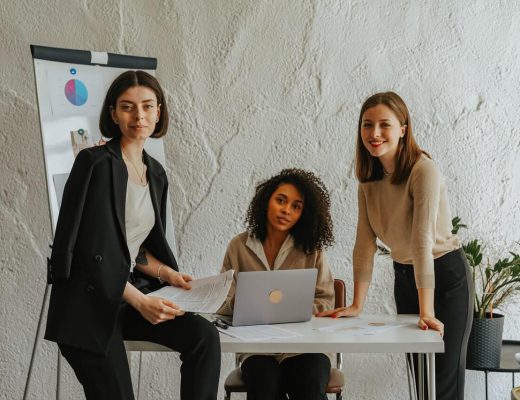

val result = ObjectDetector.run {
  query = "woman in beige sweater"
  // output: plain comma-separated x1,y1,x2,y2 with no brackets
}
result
219,168,335,400
318,92,473,400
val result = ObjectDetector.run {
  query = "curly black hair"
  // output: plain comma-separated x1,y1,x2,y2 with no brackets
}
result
245,168,334,254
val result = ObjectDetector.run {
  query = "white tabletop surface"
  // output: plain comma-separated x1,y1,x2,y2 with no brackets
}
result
218,314,445,354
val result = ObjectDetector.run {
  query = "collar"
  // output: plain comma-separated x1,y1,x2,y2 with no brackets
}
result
106,137,123,159
245,234,295,270
106,138,162,177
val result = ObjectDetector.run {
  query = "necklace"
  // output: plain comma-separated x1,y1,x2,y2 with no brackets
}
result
383,167,392,176
122,148,146,184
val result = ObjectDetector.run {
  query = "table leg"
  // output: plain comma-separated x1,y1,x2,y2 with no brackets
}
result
406,353,417,400
427,353,436,400
418,353,424,400
485,371,488,400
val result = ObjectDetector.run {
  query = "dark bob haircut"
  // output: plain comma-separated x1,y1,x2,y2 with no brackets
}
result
245,168,334,254
99,70,169,139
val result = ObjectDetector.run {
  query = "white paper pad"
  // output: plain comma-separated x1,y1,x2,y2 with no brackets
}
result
316,318,407,336
147,270,233,313
217,325,303,341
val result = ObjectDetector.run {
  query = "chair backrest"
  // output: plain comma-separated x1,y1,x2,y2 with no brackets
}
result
333,279,346,308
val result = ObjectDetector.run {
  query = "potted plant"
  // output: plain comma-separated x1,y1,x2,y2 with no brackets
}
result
452,217,520,368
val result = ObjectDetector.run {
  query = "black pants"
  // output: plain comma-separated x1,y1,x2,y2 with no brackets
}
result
393,248,473,400
241,353,331,400
59,304,221,400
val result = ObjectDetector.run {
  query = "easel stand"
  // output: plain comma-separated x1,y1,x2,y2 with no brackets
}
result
23,284,62,400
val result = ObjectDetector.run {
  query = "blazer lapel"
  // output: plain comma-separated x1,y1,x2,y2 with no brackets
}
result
143,150,163,231
142,150,177,270
107,140,128,244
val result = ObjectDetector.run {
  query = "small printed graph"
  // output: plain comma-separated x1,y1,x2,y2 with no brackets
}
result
64,79,88,106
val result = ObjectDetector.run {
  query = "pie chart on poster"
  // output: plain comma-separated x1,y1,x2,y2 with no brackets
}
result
64,79,88,106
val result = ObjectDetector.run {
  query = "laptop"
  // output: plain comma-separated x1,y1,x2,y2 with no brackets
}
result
217,269,318,326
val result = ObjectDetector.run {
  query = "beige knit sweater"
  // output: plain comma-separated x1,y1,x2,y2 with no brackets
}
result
353,156,460,289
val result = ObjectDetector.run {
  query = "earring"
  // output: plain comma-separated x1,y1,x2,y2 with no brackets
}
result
156,118,159,123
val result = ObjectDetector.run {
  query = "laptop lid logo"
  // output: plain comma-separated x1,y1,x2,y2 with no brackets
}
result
269,290,283,304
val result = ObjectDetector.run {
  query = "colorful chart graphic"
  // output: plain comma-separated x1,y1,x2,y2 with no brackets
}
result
64,79,88,106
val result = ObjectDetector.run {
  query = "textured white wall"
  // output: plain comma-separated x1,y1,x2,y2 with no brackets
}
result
1,1,519,399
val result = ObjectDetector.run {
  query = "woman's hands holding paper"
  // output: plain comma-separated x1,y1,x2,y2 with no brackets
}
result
137,296,185,324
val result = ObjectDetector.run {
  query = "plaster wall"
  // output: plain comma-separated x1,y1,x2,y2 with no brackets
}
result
0,1,519,399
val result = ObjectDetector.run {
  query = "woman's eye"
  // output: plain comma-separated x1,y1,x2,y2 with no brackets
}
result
362,123,372,128
121,105,132,111
144,104,154,110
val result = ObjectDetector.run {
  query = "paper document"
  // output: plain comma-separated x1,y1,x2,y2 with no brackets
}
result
217,325,302,341
317,318,407,336
148,270,234,313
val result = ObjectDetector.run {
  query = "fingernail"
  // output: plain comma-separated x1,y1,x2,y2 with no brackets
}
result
421,325,427,330
332,313,338,319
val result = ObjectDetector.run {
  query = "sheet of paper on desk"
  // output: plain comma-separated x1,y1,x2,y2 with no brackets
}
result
317,319,407,336
147,270,234,313
217,325,303,341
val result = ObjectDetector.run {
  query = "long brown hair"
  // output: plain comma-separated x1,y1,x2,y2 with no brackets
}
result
355,91,428,184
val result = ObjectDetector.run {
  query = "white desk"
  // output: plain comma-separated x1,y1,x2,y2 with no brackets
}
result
125,314,444,400
218,314,444,400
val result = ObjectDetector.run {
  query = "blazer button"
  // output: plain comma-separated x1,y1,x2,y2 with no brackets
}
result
93,255,103,263
86,284,95,293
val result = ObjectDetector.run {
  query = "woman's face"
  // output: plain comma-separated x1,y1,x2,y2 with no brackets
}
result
360,104,405,165
266,183,304,234
111,86,161,142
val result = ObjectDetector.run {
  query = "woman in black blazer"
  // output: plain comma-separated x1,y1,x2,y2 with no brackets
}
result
44,71,220,400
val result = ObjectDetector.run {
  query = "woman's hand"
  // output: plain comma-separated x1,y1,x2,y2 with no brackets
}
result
161,268,193,290
136,295,185,325
316,304,362,318
417,288,443,336
418,315,444,337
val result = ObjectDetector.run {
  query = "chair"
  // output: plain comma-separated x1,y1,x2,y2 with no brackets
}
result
223,278,346,400
123,341,173,400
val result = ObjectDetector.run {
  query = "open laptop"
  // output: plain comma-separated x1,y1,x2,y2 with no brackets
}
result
217,269,318,326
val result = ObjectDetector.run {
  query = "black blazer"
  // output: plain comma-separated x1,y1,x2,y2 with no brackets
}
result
44,139,177,354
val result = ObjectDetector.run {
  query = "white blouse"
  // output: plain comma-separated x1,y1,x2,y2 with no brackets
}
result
125,180,155,271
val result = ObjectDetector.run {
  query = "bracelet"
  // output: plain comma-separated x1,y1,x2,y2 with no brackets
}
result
157,264,166,284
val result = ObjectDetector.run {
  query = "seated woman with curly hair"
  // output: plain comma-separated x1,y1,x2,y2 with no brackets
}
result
218,168,335,400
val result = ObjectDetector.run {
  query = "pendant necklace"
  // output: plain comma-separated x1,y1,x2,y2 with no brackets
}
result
122,148,146,184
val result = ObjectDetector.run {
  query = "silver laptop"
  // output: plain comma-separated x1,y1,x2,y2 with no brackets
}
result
219,269,318,326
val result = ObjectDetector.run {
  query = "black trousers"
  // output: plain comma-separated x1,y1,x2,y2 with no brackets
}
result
241,353,331,400
393,248,473,400
59,304,221,400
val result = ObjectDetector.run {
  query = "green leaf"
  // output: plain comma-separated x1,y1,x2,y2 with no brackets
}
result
451,216,467,235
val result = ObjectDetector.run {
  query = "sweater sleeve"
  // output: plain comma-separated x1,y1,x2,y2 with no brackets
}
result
312,251,335,313
410,160,441,288
353,185,377,283
216,241,238,315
